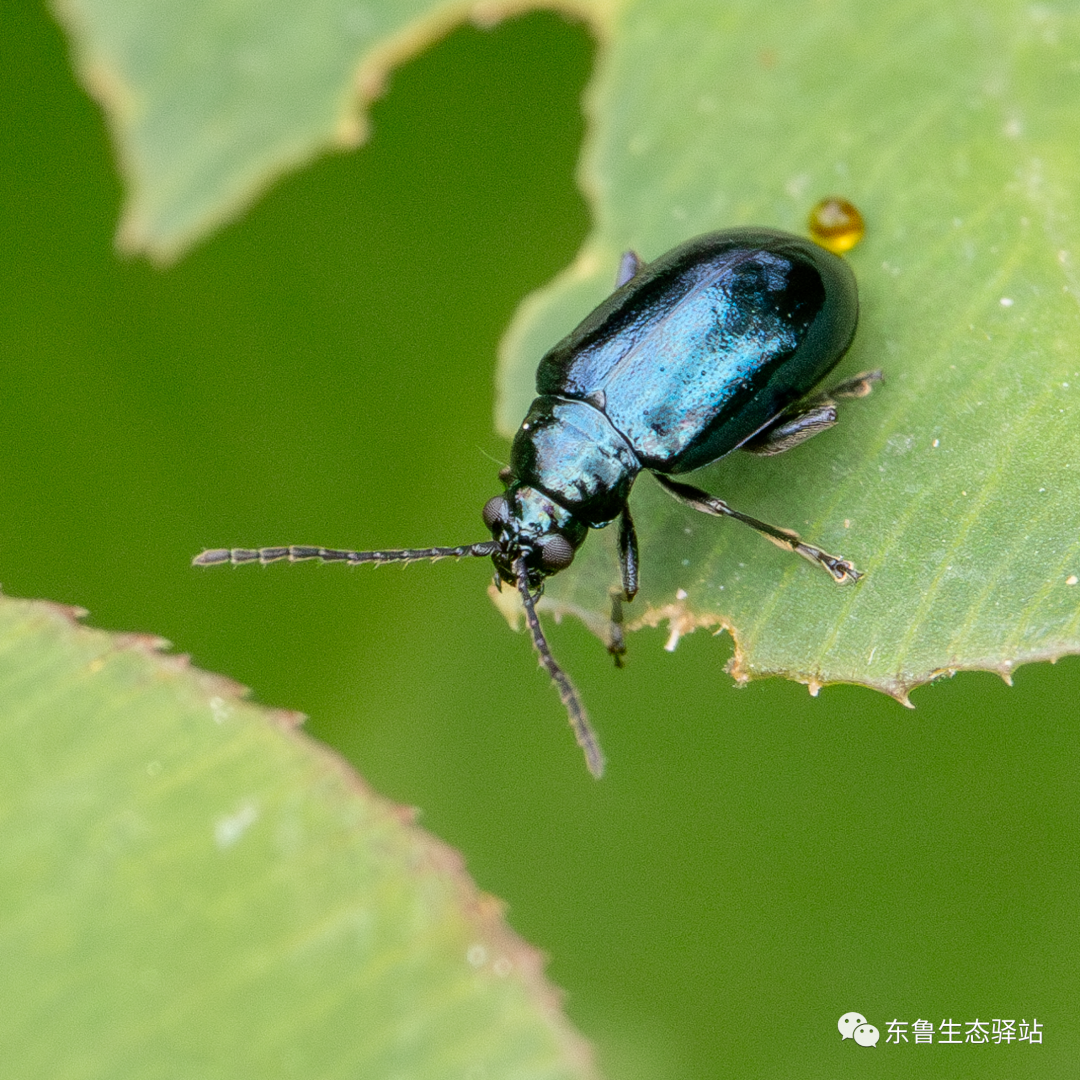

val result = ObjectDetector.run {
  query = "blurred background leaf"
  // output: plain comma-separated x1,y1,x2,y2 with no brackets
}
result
0,596,594,1079
53,0,524,260
2,0,1077,1076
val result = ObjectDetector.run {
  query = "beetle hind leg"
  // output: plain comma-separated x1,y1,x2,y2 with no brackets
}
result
652,473,862,584
741,369,882,456
740,403,838,456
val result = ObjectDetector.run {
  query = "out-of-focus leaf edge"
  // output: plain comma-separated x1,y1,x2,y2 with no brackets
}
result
48,0,612,264
1,591,597,1076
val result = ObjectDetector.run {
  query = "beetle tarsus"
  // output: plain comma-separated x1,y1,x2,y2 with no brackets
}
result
514,556,606,778
790,542,863,584
828,369,883,399
608,589,627,668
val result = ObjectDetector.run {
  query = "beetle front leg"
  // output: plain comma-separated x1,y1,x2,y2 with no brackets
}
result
608,590,627,667
652,473,862,584
617,504,640,602
741,370,882,456
608,505,640,666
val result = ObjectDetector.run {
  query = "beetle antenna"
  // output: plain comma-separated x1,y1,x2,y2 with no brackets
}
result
193,542,500,567
513,555,605,778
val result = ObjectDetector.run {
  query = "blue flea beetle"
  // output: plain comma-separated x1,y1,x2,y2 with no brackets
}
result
195,228,878,777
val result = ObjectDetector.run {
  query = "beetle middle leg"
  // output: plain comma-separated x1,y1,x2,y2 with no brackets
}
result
741,370,882,456
615,250,645,289
608,505,640,666
652,473,862,584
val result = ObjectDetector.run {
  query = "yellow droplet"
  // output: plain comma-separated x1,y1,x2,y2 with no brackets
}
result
808,197,866,254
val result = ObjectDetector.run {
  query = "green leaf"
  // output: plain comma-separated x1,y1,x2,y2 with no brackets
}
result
0,594,594,1078
498,0,1080,699
55,0,1080,696
52,0,509,261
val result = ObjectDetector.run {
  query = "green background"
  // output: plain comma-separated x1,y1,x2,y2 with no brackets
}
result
2,2,1076,1076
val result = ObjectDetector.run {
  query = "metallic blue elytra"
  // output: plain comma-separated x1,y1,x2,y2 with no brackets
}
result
536,229,857,473
195,227,877,779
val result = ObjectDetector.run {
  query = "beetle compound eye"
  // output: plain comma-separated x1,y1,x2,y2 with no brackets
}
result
538,534,575,571
807,197,865,254
482,495,510,530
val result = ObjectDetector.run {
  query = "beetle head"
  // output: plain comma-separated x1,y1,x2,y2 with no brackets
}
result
483,483,587,590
